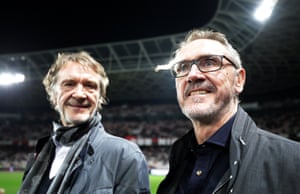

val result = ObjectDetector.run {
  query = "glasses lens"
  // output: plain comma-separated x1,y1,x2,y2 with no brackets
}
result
171,55,224,78
172,62,190,77
199,56,221,72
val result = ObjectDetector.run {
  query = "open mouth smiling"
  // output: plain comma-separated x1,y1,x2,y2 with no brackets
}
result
189,90,209,96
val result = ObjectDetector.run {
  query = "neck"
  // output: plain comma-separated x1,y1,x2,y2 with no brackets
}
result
192,106,237,144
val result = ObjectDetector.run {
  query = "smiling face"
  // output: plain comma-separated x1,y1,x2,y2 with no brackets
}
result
53,62,101,126
174,39,245,124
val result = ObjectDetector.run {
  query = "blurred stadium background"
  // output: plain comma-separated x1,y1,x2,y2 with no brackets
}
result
0,0,300,193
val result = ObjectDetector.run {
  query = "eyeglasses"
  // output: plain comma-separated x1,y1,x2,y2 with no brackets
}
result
170,55,237,78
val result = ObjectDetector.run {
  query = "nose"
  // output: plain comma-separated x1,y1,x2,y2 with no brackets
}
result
187,64,205,81
72,85,87,98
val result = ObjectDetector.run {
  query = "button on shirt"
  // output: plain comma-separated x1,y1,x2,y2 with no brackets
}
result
176,115,235,194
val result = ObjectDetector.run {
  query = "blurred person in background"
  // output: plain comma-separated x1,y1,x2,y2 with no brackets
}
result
18,51,150,194
157,29,300,194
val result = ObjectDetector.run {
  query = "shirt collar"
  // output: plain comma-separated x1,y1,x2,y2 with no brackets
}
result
206,114,236,148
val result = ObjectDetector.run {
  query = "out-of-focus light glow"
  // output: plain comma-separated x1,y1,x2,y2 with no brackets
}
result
0,72,25,86
254,0,278,22
154,64,172,72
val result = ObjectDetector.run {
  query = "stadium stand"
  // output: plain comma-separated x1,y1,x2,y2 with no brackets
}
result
1,99,300,171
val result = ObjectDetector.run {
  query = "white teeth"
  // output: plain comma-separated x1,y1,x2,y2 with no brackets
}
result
190,91,207,96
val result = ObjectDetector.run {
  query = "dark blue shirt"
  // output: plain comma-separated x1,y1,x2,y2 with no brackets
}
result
176,115,235,194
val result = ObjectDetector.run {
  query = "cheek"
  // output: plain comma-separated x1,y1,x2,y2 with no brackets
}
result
56,91,70,107
214,73,233,93
175,81,185,100
88,93,100,104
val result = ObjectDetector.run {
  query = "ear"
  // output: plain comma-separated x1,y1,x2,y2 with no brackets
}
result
234,68,246,94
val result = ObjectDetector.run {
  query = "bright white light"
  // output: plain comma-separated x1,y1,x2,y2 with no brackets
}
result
254,0,278,22
154,64,172,72
150,168,169,176
0,72,25,86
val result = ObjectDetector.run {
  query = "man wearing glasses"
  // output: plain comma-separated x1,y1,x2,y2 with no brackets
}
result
157,29,300,194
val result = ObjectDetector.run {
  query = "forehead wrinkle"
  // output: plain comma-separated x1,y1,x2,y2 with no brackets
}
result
175,39,229,62
58,62,100,84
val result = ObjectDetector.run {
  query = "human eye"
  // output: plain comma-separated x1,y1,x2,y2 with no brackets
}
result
175,62,190,73
84,81,98,90
200,56,219,69
62,80,75,88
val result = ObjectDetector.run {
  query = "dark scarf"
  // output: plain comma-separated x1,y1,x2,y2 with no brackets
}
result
18,113,101,194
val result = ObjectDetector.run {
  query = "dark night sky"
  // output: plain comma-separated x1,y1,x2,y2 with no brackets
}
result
0,0,218,54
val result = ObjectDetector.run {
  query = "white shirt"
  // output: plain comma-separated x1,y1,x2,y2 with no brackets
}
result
49,144,71,179
49,122,71,179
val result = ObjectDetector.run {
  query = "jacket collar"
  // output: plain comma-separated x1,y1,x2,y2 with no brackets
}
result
227,105,256,190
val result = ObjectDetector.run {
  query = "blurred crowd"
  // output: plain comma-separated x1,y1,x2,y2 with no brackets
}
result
1,101,300,171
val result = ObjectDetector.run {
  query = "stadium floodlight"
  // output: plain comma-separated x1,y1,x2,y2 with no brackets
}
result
0,72,25,86
253,0,278,22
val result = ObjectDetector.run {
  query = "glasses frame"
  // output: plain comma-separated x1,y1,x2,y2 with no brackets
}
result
170,55,237,78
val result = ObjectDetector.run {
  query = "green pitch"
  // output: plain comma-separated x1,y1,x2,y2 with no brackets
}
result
0,171,23,194
149,174,165,193
0,172,164,194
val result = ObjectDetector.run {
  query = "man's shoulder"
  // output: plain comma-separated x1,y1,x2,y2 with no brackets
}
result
256,128,300,148
92,130,142,153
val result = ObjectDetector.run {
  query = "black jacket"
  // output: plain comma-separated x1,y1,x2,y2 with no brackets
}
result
157,106,300,194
